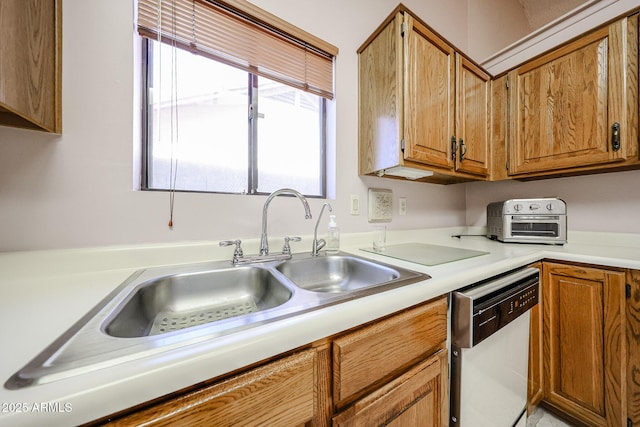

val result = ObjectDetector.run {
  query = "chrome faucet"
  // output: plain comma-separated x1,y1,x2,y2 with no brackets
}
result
260,188,312,255
312,202,332,256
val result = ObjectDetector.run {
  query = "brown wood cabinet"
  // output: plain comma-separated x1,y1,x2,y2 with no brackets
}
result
333,350,448,427
489,74,510,181
332,296,448,426
454,55,491,177
360,6,640,184
358,5,490,184
627,270,640,426
103,348,329,426
505,14,638,178
332,296,447,409
0,0,62,133
402,12,455,173
541,261,627,426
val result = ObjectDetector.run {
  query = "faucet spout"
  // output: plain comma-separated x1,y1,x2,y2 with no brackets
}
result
260,188,312,255
312,203,333,256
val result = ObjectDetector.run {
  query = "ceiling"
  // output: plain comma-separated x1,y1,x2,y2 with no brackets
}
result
518,0,590,29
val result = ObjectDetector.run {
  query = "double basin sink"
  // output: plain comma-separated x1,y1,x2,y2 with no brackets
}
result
6,252,428,389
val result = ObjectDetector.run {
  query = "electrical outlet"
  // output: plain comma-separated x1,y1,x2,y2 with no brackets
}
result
350,194,360,215
399,197,407,215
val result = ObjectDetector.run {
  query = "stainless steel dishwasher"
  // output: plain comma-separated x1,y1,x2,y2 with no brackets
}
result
450,267,539,427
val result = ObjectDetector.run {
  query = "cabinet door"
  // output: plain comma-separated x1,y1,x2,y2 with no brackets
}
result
543,262,626,426
109,349,321,427
628,270,640,426
0,0,61,133
455,54,490,177
509,20,628,175
333,350,448,427
403,14,455,170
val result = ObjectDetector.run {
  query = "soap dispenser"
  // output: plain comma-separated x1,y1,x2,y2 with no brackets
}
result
326,214,340,254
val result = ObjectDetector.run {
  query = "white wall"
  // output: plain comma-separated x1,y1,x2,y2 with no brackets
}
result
467,0,532,62
2,1,635,252
0,0,472,251
465,170,640,234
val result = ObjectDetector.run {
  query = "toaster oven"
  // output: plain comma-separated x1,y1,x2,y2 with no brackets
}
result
486,198,567,245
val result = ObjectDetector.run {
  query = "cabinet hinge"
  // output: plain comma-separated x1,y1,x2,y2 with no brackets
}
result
506,160,510,171
626,283,632,299
505,77,509,90
401,139,405,151
401,22,407,37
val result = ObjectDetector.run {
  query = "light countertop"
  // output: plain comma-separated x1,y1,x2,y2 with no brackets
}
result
1,227,639,426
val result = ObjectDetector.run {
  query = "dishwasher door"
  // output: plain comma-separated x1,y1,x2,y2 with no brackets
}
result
450,268,539,427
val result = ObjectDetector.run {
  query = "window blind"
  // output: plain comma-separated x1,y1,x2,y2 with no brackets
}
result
137,0,337,99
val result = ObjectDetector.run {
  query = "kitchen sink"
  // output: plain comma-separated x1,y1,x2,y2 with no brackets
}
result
277,254,401,293
105,267,293,338
6,252,429,389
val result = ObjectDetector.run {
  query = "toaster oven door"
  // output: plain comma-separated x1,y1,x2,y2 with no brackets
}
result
505,215,566,243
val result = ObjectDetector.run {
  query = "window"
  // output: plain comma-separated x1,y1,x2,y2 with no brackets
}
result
137,0,337,197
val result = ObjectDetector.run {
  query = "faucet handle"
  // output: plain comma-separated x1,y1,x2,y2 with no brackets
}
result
282,236,301,255
219,240,243,259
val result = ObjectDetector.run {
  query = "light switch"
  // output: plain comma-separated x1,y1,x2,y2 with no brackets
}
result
350,194,360,215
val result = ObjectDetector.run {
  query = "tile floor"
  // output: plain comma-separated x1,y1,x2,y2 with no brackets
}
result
527,407,574,426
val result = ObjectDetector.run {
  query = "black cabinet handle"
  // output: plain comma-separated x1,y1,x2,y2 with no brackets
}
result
451,136,457,161
612,122,621,152
459,139,466,162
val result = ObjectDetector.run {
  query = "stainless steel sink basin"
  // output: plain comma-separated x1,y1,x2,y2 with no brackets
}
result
277,254,401,293
105,267,293,338
6,252,429,389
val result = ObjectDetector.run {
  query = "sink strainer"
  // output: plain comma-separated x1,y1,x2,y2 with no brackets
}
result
149,300,259,335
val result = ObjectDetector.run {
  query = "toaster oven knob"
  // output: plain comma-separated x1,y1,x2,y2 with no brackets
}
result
514,204,523,212
546,203,554,211
530,203,540,210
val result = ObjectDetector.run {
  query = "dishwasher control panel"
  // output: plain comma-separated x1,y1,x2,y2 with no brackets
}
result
472,280,538,346
513,285,537,312
451,267,539,348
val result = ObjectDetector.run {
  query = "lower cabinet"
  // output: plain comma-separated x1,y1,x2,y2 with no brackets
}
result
531,261,628,427
103,347,328,426
332,296,448,426
332,350,448,427
628,270,640,426
89,296,448,427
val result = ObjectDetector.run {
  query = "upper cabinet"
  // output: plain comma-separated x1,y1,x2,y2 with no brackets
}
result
402,13,456,173
0,0,62,133
506,14,639,178
358,6,490,184
360,4,640,185
455,55,491,177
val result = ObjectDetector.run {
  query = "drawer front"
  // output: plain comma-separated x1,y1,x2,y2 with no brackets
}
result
333,349,448,427
333,296,447,407
111,349,317,426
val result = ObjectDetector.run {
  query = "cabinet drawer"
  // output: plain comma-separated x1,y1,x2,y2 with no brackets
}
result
333,349,448,427
333,296,447,407
110,349,317,426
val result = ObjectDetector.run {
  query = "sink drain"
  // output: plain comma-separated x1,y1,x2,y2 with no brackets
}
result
150,300,259,335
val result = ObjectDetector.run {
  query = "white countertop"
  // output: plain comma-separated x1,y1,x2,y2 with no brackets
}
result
1,227,639,426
